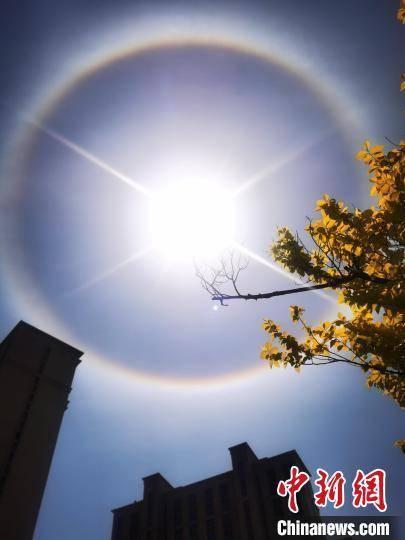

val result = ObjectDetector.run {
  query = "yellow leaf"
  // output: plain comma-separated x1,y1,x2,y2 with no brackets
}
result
397,7,405,24
371,145,384,155
289,305,304,322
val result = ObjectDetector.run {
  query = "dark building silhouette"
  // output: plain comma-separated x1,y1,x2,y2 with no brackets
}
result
0,321,83,540
111,442,319,540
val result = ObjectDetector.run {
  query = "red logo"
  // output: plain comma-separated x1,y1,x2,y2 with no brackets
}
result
352,469,387,512
314,468,346,509
277,465,310,513
276,467,387,513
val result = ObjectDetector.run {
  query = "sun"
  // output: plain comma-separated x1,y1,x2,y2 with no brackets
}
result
148,180,235,261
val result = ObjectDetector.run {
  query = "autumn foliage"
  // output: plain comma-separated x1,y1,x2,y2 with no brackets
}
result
258,5,405,451
261,142,404,412
198,5,404,450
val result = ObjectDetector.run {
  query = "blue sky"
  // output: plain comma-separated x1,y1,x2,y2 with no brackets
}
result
0,1,403,539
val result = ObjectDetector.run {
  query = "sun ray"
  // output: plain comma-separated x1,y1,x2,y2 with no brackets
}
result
64,246,154,296
31,119,152,196
232,130,332,198
234,243,336,303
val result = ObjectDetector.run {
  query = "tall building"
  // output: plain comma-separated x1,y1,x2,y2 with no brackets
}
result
0,321,83,540
111,442,320,540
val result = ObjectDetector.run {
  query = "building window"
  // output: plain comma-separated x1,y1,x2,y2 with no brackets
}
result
273,496,285,518
295,486,311,516
112,516,122,540
267,468,278,496
206,518,216,540
189,523,199,540
237,461,247,497
130,512,139,537
219,483,230,512
160,497,168,538
222,513,233,539
204,487,214,517
283,464,293,480
188,492,197,522
147,492,154,526
243,501,254,540
255,474,269,534
174,498,183,527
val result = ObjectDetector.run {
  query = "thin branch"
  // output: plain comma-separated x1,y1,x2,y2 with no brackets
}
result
305,354,404,376
210,272,384,303
197,250,391,305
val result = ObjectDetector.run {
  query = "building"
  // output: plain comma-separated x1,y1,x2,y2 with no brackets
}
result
111,443,320,540
0,321,83,540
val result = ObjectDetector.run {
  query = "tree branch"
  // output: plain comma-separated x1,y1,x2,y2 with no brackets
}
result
210,272,390,303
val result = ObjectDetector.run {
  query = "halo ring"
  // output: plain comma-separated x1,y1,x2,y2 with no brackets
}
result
1,33,360,390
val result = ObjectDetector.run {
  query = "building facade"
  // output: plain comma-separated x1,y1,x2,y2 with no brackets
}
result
111,443,320,540
0,321,83,540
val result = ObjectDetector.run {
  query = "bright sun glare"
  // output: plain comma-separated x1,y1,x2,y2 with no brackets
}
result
149,180,235,261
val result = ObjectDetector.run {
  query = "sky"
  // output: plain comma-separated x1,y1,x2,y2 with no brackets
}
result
0,1,403,539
